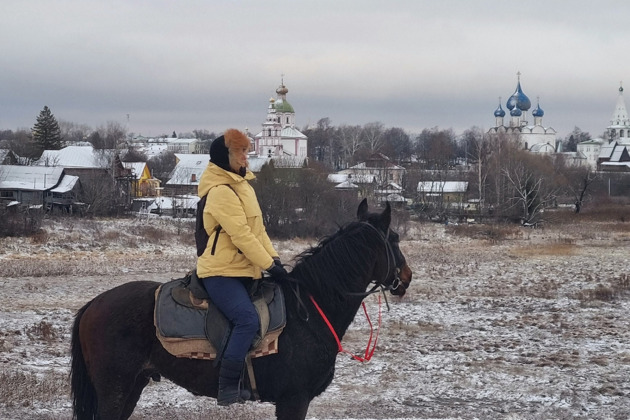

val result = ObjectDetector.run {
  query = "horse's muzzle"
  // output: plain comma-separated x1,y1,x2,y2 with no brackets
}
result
390,264,412,296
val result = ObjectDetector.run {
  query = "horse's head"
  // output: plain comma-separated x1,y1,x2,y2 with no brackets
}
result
357,199,412,297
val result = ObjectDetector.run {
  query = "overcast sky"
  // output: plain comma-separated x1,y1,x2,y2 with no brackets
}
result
1,0,629,140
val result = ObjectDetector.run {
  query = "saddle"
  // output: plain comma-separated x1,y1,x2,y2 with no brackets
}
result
154,270,286,360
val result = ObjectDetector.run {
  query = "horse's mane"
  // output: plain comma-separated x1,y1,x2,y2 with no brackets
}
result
290,221,382,307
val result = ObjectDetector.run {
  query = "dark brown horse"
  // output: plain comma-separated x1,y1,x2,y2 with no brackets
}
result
70,199,412,419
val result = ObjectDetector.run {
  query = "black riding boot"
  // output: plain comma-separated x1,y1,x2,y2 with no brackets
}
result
217,359,251,406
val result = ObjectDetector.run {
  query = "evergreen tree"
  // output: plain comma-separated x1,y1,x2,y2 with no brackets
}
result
32,106,62,151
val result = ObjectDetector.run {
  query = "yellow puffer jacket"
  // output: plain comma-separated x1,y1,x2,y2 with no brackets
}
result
196,162,278,279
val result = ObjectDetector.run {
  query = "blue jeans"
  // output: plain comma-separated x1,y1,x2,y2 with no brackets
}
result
201,276,259,362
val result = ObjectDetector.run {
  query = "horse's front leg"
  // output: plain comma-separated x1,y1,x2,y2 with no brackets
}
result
275,392,311,420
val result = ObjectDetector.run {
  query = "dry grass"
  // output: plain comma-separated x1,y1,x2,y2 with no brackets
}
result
0,369,68,407
575,274,630,303
508,242,579,257
24,320,59,343
0,217,197,278
446,223,523,243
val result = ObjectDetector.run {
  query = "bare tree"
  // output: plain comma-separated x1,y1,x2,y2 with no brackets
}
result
361,122,385,153
6,129,40,164
90,121,127,150
148,151,177,183
502,151,558,225
462,127,492,214
335,124,363,167
555,158,598,213
58,120,92,144
414,127,457,171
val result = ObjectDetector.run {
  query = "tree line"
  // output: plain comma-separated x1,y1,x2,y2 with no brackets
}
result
1,106,627,229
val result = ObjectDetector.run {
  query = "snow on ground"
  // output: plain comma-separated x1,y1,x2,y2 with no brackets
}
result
0,216,629,419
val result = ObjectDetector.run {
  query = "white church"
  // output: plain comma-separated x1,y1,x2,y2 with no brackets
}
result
487,73,557,153
576,83,630,170
253,81,308,160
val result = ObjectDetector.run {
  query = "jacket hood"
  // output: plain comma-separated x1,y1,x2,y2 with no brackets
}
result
198,162,255,198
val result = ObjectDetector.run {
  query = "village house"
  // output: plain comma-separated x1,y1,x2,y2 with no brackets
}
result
164,154,209,196
0,149,18,165
417,181,469,209
0,165,81,212
122,162,161,197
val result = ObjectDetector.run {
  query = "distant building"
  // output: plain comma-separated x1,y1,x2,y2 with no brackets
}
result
122,162,161,197
333,153,405,186
165,138,199,154
576,138,605,169
327,153,406,200
488,73,557,153
607,83,630,144
577,83,630,171
254,80,308,159
35,145,129,179
0,149,18,165
164,154,209,196
0,165,81,212
417,181,469,205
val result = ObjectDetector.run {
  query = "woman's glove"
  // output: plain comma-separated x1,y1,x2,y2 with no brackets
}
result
267,262,288,279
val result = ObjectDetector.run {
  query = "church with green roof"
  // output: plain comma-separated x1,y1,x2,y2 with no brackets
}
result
254,80,308,159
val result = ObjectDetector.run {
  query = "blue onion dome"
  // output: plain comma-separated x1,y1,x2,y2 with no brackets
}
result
510,107,522,117
506,80,531,111
494,104,506,117
532,103,544,117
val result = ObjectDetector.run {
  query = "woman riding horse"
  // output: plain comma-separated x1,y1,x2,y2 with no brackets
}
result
71,199,412,420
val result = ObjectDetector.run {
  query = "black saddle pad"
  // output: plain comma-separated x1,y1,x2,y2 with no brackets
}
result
155,273,286,354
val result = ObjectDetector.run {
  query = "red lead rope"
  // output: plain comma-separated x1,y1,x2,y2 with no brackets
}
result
309,294,382,362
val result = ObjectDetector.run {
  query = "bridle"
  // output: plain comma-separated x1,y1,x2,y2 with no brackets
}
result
307,221,408,362
345,222,407,300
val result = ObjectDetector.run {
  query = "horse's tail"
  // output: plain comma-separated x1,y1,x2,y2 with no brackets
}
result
70,299,97,420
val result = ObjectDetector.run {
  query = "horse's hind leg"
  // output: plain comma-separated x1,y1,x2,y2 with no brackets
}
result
120,373,154,420
275,393,311,420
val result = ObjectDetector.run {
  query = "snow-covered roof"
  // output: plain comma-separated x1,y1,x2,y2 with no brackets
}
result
280,126,307,139
610,146,628,161
137,144,168,159
417,181,468,193
599,142,617,159
600,161,630,168
49,175,79,193
0,165,64,191
327,173,376,184
347,161,405,171
166,154,209,186
254,126,307,140
36,145,113,169
123,162,148,180
0,149,14,163
334,180,359,189
165,138,198,144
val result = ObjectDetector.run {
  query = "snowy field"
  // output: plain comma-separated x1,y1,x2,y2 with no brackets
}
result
0,215,629,420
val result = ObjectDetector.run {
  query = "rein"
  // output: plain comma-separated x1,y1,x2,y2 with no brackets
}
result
306,222,401,362
309,294,382,362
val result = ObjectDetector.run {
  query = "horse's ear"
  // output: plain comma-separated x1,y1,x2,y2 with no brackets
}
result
377,201,392,231
357,198,369,221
